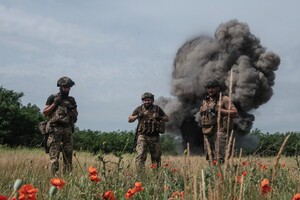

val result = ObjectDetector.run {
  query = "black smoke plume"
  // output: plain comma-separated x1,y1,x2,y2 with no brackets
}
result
157,19,280,154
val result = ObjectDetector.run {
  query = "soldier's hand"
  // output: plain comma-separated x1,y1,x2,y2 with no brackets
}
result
153,113,162,121
53,96,62,105
137,112,144,118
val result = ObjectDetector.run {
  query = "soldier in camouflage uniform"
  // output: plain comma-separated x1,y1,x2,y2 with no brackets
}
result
200,80,238,163
128,92,169,171
43,77,78,175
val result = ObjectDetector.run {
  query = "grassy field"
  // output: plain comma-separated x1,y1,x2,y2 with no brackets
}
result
0,144,300,200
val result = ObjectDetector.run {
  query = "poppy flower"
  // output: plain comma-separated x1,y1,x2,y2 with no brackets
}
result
261,179,272,195
150,163,157,169
103,190,116,200
0,196,7,200
50,178,66,190
163,163,169,167
90,174,101,182
242,161,247,166
134,182,144,192
124,182,144,199
125,188,136,199
88,166,101,182
242,171,247,176
171,191,184,199
293,193,300,200
89,166,98,176
18,184,38,200
212,160,218,166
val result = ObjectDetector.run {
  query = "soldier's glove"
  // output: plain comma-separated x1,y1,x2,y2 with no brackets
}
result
137,112,144,118
53,96,62,105
153,113,162,121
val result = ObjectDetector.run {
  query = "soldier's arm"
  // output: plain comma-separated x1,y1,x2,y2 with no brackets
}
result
128,107,140,123
158,107,169,122
220,96,238,117
43,95,57,116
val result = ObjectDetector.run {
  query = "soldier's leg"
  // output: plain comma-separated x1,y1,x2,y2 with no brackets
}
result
61,127,73,174
216,131,227,163
149,136,162,167
135,135,148,171
48,132,61,175
204,134,216,162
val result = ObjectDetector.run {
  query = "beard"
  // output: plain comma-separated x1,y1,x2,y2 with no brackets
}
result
59,90,69,99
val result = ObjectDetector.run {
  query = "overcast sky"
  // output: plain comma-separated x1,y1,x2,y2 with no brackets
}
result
1,0,299,134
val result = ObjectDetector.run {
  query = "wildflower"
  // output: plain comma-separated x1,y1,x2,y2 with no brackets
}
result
150,163,157,169
89,166,98,176
170,191,184,199
0,195,7,200
103,190,116,200
261,179,272,196
241,161,247,166
125,188,136,199
242,171,247,176
124,182,144,199
17,184,38,200
90,174,101,182
163,163,169,167
50,178,66,190
134,182,144,192
212,160,218,166
88,166,101,182
281,163,286,168
171,168,177,173
293,193,300,200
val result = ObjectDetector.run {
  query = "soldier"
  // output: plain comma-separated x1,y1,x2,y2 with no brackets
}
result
128,92,169,171
43,77,78,175
199,80,238,163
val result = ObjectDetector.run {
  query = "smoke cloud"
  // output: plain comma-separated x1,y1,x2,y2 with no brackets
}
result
157,19,280,154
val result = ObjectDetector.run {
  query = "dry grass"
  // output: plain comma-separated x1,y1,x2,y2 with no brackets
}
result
0,140,300,200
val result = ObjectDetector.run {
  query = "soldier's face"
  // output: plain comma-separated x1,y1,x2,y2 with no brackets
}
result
143,98,154,108
206,86,219,97
60,86,71,95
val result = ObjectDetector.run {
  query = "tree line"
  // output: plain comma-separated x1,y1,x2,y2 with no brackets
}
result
0,85,299,156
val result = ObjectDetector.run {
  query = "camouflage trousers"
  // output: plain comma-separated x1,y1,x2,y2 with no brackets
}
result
135,134,162,171
204,131,228,163
47,124,73,175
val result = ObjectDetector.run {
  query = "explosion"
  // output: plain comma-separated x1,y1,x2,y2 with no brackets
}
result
157,19,280,154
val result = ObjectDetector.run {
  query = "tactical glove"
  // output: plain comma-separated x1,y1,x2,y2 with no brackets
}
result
137,112,144,118
53,96,62,105
153,113,162,121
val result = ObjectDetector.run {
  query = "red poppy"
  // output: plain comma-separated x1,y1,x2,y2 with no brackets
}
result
293,193,300,200
242,171,247,176
103,190,116,200
134,182,144,192
0,196,7,200
89,166,98,176
163,163,169,167
242,161,247,166
90,174,101,182
88,166,101,182
150,163,157,169
261,179,272,195
125,188,136,199
17,184,38,200
212,160,218,166
50,178,66,190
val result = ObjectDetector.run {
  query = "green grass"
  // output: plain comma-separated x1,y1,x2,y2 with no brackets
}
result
0,145,300,200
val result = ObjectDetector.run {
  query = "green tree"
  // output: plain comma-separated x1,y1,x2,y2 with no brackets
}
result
0,86,44,146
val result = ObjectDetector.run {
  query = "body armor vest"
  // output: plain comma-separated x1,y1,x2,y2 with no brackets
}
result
138,105,161,135
49,94,76,125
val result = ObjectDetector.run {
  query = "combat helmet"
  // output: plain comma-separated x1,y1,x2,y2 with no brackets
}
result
205,80,220,88
141,92,154,100
57,76,75,87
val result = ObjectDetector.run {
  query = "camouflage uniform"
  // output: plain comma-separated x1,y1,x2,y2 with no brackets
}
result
131,104,165,170
200,80,236,163
44,77,77,175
